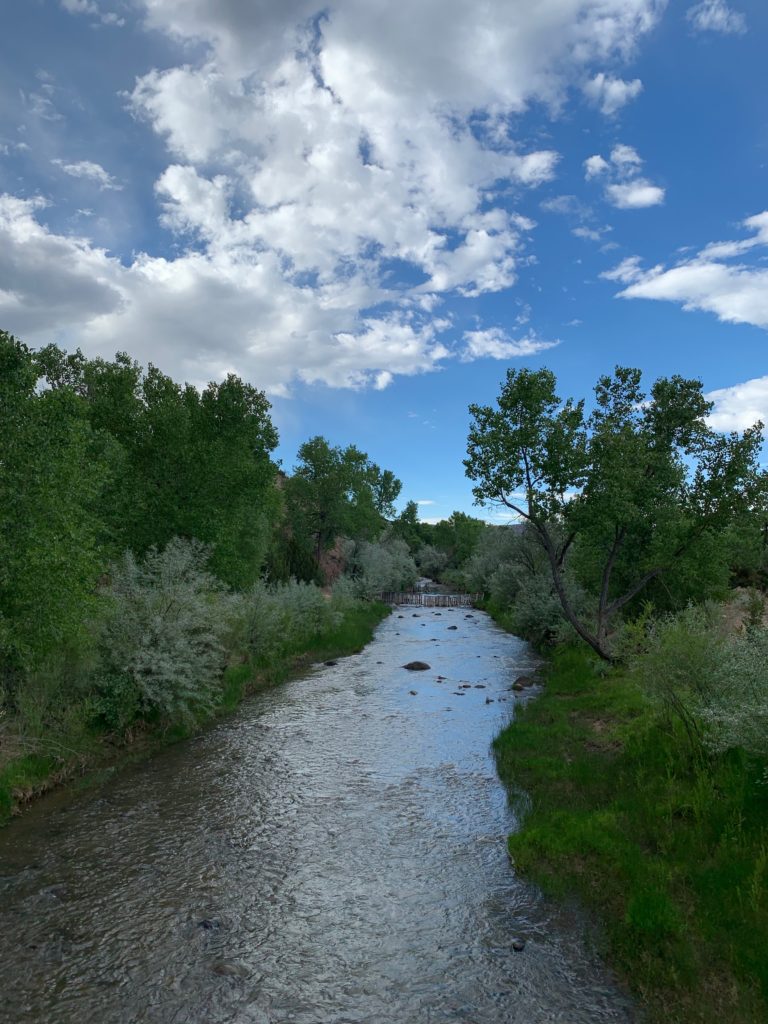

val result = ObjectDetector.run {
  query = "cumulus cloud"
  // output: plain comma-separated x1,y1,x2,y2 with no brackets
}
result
584,154,610,179
52,159,122,190
0,194,124,334
6,1,667,392
608,211,768,330
707,376,768,432
60,0,125,27
586,142,664,208
600,255,646,282
461,327,559,361
605,179,665,208
686,0,747,35
583,72,643,115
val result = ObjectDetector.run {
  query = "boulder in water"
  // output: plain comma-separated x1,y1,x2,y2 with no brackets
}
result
403,661,430,671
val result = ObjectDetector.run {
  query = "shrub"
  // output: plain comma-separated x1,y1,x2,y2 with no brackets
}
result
701,627,768,759
344,535,418,598
238,578,343,663
95,538,231,726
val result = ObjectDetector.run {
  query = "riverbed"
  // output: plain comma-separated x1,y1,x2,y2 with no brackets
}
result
0,606,635,1023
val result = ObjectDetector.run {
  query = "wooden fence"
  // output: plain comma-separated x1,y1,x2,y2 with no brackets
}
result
376,591,482,608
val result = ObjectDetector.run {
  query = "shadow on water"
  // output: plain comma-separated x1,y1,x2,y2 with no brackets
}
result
0,607,636,1023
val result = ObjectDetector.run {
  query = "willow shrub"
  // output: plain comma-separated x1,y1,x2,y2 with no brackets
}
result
95,538,233,728
627,602,768,763
238,578,344,664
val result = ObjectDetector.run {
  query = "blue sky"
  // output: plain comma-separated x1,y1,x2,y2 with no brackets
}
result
1,0,766,522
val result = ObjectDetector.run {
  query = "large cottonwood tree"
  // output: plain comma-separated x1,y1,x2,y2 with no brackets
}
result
465,366,765,660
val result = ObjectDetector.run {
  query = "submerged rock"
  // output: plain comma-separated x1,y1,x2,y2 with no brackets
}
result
403,661,430,671
447,625,458,630
211,961,249,978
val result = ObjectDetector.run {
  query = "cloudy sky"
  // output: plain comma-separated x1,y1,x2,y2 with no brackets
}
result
1,0,766,520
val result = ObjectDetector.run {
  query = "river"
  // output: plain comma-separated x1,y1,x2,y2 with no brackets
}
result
0,605,635,1023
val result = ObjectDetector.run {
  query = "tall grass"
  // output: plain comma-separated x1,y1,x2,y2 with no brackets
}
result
493,644,768,1024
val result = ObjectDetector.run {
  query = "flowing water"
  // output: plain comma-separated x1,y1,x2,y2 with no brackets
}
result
0,607,635,1024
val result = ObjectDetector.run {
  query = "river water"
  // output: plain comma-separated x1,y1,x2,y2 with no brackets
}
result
0,606,635,1024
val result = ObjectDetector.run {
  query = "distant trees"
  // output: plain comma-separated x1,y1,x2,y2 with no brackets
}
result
285,436,402,562
465,366,766,660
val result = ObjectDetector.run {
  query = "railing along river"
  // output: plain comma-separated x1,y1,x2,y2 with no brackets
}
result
377,590,482,607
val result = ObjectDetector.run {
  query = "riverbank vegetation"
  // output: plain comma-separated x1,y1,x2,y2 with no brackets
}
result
0,330,399,821
460,366,768,1022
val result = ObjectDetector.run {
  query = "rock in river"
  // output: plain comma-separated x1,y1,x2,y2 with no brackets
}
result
403,661,430,671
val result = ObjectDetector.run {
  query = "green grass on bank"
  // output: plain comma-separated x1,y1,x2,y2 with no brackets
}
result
493,646,768,1024
0,601,389,824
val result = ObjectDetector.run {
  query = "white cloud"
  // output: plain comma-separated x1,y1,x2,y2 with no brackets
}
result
52,159,122,191
573,225,610,241
60,0,125,27
584,154,610,179
707,376,768,432
6,2,668,393
586,142,664,208
583,72,643,115
611,211,768,330
620,261,768,327
0,194,124,334
600,255,646,282
686,0,746,35
416,499,436,506
605,179,665,208
461,327,559,361
610,143,642,168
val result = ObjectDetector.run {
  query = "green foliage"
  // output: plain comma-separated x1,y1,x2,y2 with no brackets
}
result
237,577,344,664
624,603,768,760
466,365,767,659
494,645,768,1023
286,436,402,566
342,534,418,598
96,538,232,725
1,328,400,819
0,332,109,684
427,511,485,568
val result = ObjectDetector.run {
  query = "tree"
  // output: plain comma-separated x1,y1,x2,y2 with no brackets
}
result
287,437,402,562
431,511,485,568
0,333,109,684
465,366,765,660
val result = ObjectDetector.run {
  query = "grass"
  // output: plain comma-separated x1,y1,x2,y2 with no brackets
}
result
0,601,389,824
493,645,768,1024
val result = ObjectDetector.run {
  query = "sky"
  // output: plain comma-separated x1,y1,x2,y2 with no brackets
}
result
1,0,766,523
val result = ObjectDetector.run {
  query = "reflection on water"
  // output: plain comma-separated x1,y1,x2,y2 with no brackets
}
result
0,607,635,1023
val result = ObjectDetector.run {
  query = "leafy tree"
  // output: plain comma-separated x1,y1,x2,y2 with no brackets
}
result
35,345,280,587
0,333,109,686
430,511,485,567
287,436,402,562
391,499,424,552
465,366,765,660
